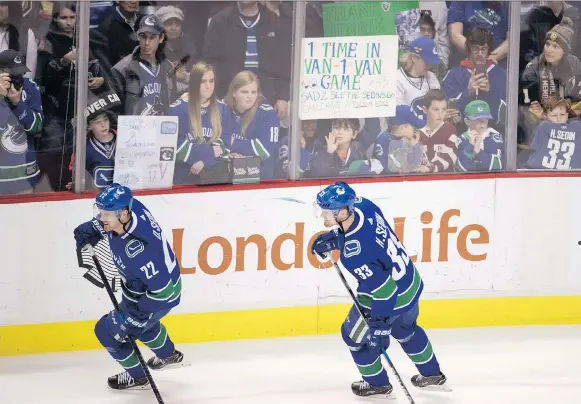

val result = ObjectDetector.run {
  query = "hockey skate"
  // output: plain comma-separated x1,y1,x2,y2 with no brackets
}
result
411,372,452,392
351,380,394,398
147,349,185,371
107,371,150,390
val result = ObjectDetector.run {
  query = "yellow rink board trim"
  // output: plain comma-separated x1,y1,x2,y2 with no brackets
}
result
1,296,580,356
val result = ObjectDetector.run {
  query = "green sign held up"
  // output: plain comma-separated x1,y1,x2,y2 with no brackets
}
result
323,1,420,37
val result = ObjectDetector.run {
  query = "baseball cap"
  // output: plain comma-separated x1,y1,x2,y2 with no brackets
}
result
155,6,184,23
391,105,427,128
0,50,30,76
464,100,493,120
408,36,441,65
137,14,164,36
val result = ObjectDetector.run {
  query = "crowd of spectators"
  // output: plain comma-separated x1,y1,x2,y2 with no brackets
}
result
0,1,580,195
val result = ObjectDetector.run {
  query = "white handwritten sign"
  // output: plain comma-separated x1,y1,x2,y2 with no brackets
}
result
114,115,179,190
299,35,398,120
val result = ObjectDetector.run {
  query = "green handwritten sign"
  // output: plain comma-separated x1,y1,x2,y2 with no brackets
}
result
323,1,420,37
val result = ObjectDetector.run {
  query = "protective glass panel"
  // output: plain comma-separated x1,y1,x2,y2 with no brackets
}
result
82,1,292,191
1,1,81,195
517,1,581,171
296,0,510,180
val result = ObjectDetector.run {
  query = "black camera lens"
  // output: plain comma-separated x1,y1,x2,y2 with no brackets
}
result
11,75,23,91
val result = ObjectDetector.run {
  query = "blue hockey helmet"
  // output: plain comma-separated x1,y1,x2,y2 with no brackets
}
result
315,181,357,215
94,183,133,219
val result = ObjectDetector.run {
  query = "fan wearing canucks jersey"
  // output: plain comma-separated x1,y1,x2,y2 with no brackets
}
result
73,184,184,390
168,62,232,183
225,71,281,179
0,61,40,194
525,120,581,169
110,14,185,116
455,100,504,171
311,182,448,398
86,112,116,188
83,91,122,189
525,96,581,169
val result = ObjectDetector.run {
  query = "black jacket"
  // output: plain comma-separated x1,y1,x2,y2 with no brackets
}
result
93,8,142,70
110,47,185,116
202,4,290,103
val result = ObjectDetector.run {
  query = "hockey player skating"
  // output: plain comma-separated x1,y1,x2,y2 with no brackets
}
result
311,181,448,397
73,183,183,390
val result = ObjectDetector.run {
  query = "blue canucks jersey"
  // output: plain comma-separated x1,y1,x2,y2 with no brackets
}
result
169,97,232,167
525,121,581,169
0,98,40,193
455,128,504,171
108,198,182,316
86,133,116,188
337,197,423,319
12,78,44,135
230,104,281,179
136,62,163,116
276,136,322,178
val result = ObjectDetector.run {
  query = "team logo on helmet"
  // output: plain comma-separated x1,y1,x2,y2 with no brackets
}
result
1,124,27,154
144,16,156,26
336,187,345,195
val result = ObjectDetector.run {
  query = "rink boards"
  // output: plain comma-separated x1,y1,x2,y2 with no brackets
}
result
1,175,581,355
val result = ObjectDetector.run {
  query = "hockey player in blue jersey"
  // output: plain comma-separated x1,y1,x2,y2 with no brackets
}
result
168,61,232,183
311,182,447,397
73,184,183,390
225,71,281,179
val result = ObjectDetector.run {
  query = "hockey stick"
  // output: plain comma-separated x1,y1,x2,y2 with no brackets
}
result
82,244,165,404
329,256,416,404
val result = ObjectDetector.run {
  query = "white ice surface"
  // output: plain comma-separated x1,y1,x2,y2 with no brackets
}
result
0,325,579,404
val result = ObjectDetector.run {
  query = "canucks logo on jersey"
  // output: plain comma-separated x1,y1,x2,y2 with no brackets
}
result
1,123,27,154
87,136,116,188
137,62,163,116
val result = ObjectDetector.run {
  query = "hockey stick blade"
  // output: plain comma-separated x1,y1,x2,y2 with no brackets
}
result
82,244,165,404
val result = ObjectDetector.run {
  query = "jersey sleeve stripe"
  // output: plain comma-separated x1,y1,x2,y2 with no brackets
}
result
394,266,422,310
357,292,372,310
151,279,172,293
372,276,397,301
146,276,182,302
251,138,270,160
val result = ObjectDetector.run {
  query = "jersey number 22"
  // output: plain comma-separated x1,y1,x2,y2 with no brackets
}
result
140,261,159,280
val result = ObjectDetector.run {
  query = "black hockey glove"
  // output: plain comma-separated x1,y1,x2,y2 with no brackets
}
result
73,220,104,249
311,229,339,259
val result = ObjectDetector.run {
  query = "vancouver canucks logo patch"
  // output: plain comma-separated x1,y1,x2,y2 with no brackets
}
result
1,124,27,154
